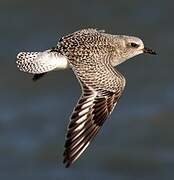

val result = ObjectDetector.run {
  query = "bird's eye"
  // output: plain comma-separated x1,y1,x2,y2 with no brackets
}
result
130,43,139,48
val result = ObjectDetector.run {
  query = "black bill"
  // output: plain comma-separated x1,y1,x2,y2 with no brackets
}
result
143,47,157,55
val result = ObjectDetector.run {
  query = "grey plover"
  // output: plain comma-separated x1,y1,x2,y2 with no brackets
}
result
16,28,156,167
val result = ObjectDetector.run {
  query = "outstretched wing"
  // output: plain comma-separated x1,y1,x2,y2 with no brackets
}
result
63,60,126,167
16,49,68,74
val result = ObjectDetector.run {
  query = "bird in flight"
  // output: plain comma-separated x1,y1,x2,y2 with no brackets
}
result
16,28,156,167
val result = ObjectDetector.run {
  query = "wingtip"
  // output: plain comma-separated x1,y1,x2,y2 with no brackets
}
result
63,148,76,168
64,162,71,168
63,156,72,168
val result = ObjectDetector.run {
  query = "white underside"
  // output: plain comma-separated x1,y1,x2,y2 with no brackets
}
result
54,55,69,70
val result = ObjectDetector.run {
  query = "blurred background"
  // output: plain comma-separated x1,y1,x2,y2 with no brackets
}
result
0,0,173,179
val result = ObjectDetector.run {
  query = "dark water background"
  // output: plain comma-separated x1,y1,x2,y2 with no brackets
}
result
1,0,174,179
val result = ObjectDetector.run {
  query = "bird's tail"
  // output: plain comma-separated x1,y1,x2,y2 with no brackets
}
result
16,49,68,74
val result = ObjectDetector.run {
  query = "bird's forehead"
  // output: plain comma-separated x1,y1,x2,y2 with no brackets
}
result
123,35,144,45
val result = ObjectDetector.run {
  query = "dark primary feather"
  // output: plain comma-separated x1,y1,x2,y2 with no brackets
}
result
63,60,126,167
63,82,124,168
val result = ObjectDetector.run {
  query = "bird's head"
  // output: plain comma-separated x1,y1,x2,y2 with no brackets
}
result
112,35,156,66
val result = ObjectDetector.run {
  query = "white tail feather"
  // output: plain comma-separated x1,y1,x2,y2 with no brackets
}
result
16,50,68,74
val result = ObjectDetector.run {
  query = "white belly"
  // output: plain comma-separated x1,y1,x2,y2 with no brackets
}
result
55,55,69,70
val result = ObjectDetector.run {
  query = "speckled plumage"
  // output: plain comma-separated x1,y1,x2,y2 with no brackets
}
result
16,28,156,168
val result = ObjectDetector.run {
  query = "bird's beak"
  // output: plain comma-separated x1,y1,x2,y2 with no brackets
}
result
143,47,157,55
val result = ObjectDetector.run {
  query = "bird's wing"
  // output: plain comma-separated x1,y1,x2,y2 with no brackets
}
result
63,56,126,167
16,49,68,74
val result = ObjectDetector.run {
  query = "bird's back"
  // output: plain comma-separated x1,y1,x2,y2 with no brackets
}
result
57,29,116,66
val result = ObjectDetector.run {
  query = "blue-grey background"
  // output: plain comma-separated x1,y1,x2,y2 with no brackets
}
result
1,0,173,179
